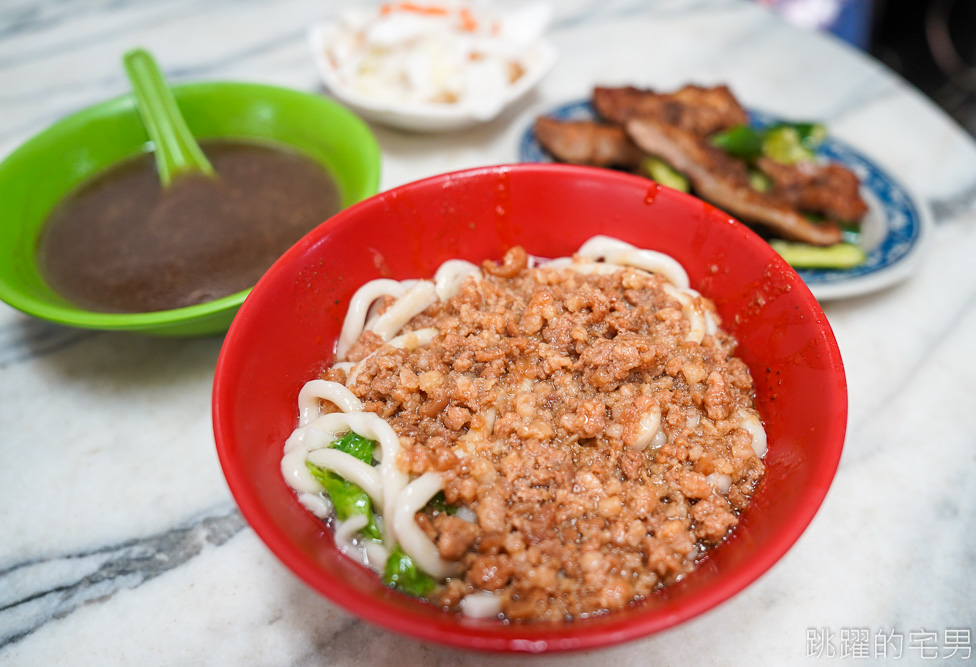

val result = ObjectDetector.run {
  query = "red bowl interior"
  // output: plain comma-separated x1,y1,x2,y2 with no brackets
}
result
212,164,846,653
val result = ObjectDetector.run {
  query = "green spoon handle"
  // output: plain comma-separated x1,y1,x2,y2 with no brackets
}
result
123,48,215,187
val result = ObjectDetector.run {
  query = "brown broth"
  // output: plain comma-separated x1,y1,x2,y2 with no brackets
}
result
38,140,342,313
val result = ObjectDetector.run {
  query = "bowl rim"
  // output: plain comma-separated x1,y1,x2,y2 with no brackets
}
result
213,163,847,652
0,80,382,333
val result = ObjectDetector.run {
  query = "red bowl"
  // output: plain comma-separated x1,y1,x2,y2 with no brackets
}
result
212,164,846,653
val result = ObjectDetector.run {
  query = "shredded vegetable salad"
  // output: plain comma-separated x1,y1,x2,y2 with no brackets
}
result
319,1,551,115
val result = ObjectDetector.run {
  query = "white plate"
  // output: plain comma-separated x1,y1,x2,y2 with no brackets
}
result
308,15,557,133
520,100,933,301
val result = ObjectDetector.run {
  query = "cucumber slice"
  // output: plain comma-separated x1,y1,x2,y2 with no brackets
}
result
770,240,867,269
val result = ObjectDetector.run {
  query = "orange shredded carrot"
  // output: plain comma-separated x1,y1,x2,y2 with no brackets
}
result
380,2,451,16
458,8,478,31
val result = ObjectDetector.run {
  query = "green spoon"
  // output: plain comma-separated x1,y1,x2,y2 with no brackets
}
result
123,48,215,187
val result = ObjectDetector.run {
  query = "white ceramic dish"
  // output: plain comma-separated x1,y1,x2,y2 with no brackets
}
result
309,4,557,133
520,100,933,301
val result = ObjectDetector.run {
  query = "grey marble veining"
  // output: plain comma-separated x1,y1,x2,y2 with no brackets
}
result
1,505,244,647
2,0,975,664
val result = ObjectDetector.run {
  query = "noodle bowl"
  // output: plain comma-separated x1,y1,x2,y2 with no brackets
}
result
281,235,767,621
213,164,848,650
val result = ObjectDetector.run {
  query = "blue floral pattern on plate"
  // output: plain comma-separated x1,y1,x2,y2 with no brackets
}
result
520,100,930,300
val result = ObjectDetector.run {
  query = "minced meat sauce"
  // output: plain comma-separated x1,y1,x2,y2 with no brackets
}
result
323,246,765,621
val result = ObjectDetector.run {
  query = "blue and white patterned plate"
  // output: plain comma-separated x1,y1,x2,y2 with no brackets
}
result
519,100,932,301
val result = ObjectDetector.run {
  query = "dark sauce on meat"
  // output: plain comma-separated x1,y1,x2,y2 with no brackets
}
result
38,140,342,313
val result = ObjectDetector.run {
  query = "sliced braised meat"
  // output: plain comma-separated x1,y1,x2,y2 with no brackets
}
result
625,117,843,245
593,84,749,137
535,83,864,243
756,157,868,223
534,117,643,169
670,84,751,124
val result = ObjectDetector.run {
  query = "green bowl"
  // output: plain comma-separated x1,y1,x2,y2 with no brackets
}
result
0,82,381,336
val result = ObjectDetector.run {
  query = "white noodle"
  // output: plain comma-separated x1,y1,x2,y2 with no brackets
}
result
577,235,690,288
737,409,767,458
391,327,438,349
364,284,419,330
707,473,733,495
325,411,408,546
560,261,629,276
330,515,391,573
335,514,370,551
281,431,322,493
363,541,391,572
392,472,460,579
454,505,478,523
370,281,437,343
663,284,707,344
629,405,663,451
284,410,407,546
298,491,333,518
298,379,363,426
542,257,572,270
306,447,384,503
681,286,719,338
461,592,502,618
337,279,409,358
281,414,356,494
434,259,480,300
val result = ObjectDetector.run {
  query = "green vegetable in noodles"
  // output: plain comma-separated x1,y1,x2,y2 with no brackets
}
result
769,240,867,269
640,156,690,192
306,431,382,541
330,431,376,465
383,545,436,596
425,490,457,515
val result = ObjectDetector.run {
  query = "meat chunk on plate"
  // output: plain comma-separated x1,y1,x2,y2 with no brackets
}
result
594,84,749,137
625,116,843,245
756,156,868,223
534,117,644,169
534,82,864,245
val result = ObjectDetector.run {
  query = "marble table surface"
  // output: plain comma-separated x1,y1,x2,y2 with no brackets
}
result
2,0,975,664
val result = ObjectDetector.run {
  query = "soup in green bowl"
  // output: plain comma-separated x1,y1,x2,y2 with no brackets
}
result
0,81,380,336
